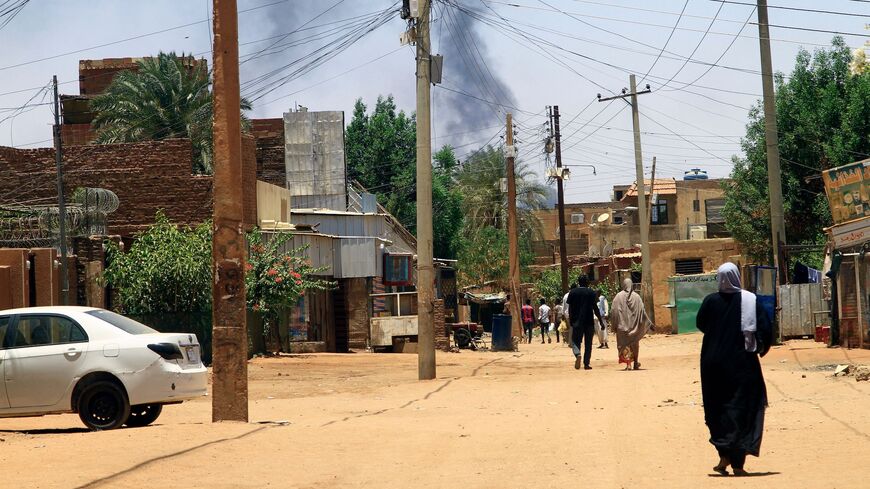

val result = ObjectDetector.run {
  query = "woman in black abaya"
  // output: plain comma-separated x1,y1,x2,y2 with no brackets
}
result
696,263,772,476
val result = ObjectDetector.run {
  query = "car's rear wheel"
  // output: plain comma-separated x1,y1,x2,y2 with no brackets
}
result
125,404,163,427
77,381,130,431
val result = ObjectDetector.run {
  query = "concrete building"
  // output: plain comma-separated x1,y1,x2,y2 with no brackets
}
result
530,172,740,332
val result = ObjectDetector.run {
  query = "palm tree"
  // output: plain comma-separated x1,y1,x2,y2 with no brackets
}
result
90,51,251,174
456,145,547,239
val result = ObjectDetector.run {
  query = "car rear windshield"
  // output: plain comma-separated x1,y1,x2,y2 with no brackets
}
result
86,310,158,335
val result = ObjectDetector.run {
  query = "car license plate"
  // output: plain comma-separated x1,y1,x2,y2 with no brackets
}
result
186,346,200,364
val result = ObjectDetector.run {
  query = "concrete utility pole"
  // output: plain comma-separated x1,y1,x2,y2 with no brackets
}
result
415,0,436,380
756,0,787,283
52,75,70,306
211,0,248,422
647,156,657,225
506,112,523,340
629,75,654,323
599,76,653,322
552,106,569,294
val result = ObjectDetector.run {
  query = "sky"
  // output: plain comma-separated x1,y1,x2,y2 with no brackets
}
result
1,0,868,204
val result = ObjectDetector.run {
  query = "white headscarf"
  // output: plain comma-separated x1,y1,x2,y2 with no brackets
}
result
717,262,757,352
621,278,633,293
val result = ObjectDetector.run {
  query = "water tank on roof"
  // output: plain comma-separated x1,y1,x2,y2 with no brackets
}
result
683,168,708,180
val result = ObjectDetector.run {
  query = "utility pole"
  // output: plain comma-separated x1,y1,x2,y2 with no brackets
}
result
506,112,523,340
756,0,786,284
647,156,657,225
415,0,436,380
599,76,653,322
52,75,69,306
211,0,248,422
552,106,569,294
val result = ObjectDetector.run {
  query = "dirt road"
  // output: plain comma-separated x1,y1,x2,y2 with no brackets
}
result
1,334,868,489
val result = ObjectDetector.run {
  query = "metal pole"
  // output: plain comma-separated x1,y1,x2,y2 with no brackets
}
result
211,0,248,422
757,0,786,280
629,74,654,323
553,106,569,294
506,112,523,340
416,0,436,380
52,75,70,306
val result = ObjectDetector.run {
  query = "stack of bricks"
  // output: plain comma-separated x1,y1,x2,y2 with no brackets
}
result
433,299,450,351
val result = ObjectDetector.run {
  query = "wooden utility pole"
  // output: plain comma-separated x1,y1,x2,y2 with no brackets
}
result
552,106,569,294
52,75,70,306
506,112,522,339
415,0,436,380
211,0,248,422
756,0,786,283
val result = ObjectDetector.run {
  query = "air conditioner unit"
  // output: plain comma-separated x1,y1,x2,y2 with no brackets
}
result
689,225,708,240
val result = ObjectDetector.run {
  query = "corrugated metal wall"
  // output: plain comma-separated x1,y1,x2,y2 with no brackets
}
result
284,110,346,210
779,283,825,338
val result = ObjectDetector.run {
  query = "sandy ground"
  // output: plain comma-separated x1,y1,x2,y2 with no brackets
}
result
1,333,869,489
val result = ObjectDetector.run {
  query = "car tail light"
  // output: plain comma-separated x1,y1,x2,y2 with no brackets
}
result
147,343,183,360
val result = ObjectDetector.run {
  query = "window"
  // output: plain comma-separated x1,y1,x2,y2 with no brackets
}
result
570,213,585,224
675,258,704,275
0,316,9,349
10,315,88,348
614,190,624,201
613,215,624,225
86,310,157,335
651,201,668,225
693,199,700,212
705,199,729,238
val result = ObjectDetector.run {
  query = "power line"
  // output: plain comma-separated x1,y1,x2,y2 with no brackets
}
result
709,0,870,18
638,0,688,85
655,0,725,91
0,0,290,72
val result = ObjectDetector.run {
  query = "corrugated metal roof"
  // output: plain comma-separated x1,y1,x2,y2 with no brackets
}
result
623,178,677,198
611,251,642,258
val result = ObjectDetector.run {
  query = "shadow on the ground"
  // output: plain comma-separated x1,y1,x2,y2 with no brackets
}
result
0,427,90,435
708,471,780,477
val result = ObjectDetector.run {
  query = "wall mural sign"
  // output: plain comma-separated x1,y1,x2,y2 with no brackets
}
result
823,158,870,224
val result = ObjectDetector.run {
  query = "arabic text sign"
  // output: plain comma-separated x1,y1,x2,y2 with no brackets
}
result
822,158,870,224
830,216,870,249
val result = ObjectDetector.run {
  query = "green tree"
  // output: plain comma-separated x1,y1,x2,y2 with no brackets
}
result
345,96,417,231
433,145,464,258
102,211,212,315
245,228,332,352
723,38,870,265
90,51,251,174
456,145,547,239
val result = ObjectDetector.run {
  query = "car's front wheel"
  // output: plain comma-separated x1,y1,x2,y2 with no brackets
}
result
77,381,131,431
125,404,163,427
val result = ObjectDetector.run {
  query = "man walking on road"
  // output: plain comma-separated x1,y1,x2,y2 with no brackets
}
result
521,299,535,344
565,276,604,370
538,298,552,344
597,289,610,349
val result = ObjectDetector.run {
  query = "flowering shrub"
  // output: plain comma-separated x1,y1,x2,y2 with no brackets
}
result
245,228,332,349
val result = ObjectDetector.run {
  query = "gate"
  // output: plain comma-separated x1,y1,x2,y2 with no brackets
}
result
779,283,827,338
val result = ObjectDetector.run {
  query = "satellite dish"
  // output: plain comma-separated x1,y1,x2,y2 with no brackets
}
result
597,213,610,223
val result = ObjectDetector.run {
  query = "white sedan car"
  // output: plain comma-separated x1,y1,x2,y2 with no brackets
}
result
0,306,207,430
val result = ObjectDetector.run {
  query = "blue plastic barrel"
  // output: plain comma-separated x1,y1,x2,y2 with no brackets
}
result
491,314,513,351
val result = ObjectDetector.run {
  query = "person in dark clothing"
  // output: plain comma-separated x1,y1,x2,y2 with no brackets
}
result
521,299,535,344
696,263,773,476
565,276,604,370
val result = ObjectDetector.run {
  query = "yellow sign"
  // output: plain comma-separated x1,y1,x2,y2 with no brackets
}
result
822,158,870,224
